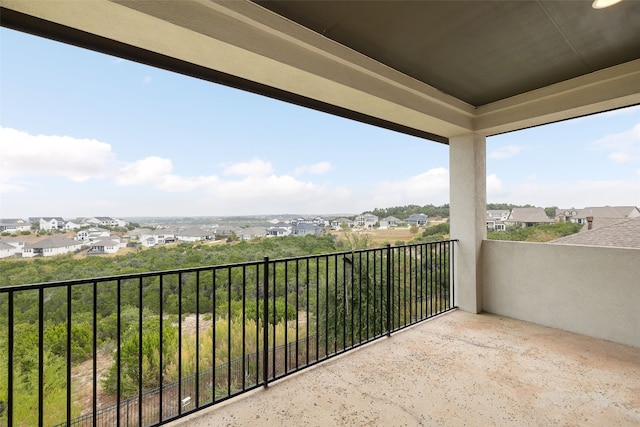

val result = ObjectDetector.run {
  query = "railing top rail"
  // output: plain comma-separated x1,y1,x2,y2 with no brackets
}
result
0,239,457,292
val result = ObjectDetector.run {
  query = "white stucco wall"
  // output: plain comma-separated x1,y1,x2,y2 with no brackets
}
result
483,240,640,348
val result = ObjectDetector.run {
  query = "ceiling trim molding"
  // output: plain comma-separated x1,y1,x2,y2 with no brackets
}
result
474,59,640,136
2,0,638,142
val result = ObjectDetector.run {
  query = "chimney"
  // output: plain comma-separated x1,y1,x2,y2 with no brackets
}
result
586,216,593,230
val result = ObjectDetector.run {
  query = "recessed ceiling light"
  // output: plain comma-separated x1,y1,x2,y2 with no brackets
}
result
592,0,623,9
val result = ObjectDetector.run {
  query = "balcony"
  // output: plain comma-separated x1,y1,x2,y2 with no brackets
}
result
172,310,640,426
2,239,639,426
1,2,639,426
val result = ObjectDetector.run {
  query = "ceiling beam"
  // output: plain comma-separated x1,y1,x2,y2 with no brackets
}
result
474,59,640,136
2,0,638,142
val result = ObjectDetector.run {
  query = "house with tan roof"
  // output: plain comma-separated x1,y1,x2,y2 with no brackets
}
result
238,227,267,240
505,208,554,228
555,206,640,224
23,236,83,258
552,218,640,249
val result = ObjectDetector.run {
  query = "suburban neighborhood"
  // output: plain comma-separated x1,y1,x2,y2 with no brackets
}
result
1,205,639,259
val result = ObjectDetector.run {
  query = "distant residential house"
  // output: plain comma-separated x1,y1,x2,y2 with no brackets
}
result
39,217,66,231
615,206,640,218
0,218,31,233
88,238,124,255
551,217,640,249
87,217,127,228
486,218,507,231
137,230,175,247
505,208,553,227
486,210,509,231
291,217,313,226
76,227,111,242
267,226,290,237
313,217,329,227
0,241,21,258
354,213,378,228
238,227,267,240
556,206,640,223
270,221,292,230
64,220,87,230
126,228,175,248
330,218,354,230
487,210,510,221
127,228,152,240
406,213,429,227
292,223,323,236
214,226,240,238
379,216,402,229
0,239,25,258
175,228,214,242
23,236,83,258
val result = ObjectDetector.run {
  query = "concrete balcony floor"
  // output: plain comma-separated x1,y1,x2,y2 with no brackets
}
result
172,310,640,426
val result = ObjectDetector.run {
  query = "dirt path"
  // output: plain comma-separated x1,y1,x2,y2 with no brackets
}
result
72,314,214,416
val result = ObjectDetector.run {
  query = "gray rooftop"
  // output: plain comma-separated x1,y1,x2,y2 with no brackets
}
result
89,238,119,247
507,208,554,224
25,236,81,249
552,218,640,249
0,218,29,225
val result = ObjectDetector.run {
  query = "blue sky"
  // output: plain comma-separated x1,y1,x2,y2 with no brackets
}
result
1,28,639,218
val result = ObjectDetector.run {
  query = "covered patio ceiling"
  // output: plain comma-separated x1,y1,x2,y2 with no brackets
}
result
1,0,640,143
256,1,640,107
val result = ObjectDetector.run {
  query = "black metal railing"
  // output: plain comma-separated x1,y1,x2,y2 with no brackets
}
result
0,240,456,427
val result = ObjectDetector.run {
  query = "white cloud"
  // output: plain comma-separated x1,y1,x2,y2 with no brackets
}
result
293,161,333,176
371,168,449,207
486,174,505,198
592,123,640,164
488,145,525,159
112,156,353,213
116,156,219,192
223,158,273,177
198,173,353,215
0,127,114,192
116,156,173,186
608,152,633,163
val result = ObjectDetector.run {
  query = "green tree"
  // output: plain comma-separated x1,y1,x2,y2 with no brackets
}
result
102,316,179,397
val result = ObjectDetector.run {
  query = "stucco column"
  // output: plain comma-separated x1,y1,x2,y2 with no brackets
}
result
449,133,486,313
